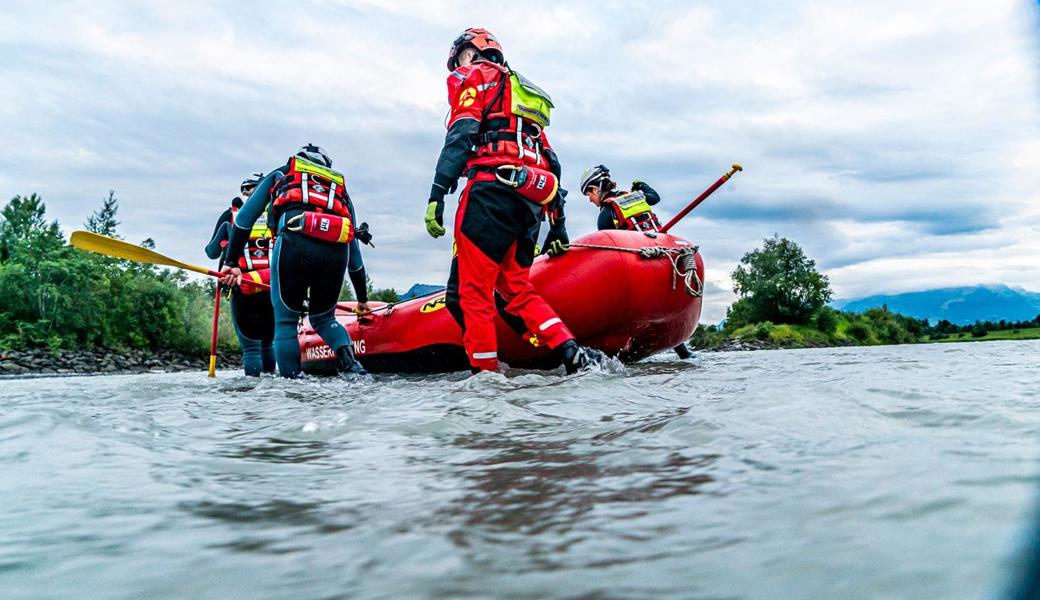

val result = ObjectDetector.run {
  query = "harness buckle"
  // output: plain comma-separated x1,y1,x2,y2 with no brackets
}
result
284,213,304,232
494,165,523,188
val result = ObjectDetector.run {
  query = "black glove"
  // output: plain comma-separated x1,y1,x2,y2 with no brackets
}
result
355,222,374,247
631,180,647,192
540,219,570,256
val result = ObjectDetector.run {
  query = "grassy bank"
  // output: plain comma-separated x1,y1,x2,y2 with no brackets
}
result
926,327,1040,343
691,307,1040,351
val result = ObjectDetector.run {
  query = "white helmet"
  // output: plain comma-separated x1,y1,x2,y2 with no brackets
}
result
579,164,611,193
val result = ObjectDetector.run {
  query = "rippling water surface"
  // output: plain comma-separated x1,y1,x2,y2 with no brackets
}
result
2,341,1039,599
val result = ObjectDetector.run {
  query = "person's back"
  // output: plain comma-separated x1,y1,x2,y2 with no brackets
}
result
220,145,370,378
424,28,604,374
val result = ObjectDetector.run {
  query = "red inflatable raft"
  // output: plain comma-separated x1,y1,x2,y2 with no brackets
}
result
299,229,705,374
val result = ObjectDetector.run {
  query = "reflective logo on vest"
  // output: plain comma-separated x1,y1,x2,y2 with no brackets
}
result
458,87,477,107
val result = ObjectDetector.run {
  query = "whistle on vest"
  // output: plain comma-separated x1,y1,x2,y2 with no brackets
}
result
495,164,559,206
285,211,355,244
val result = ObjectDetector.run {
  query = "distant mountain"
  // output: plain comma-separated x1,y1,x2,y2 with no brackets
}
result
832,285,1040,325
399,283,445,301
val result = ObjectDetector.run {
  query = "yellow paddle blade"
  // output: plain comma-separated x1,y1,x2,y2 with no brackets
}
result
70,230,214,276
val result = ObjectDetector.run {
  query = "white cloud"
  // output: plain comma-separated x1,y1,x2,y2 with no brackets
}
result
0,0,1038,322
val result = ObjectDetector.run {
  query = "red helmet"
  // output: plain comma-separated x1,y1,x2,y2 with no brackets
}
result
447,27,504,71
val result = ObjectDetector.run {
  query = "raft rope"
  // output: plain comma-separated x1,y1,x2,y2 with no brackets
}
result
568,243,703,297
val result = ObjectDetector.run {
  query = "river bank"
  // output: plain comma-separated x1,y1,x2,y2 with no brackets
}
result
0,347,240,376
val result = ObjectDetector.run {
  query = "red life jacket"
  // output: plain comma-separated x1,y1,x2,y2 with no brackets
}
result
454,62,555,171
605,191,662,232
230,206,274,272
271,156,352,223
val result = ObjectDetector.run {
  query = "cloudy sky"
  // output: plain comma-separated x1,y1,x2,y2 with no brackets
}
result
2,1,1038,322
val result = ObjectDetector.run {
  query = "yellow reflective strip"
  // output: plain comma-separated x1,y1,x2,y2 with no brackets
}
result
337,219,353,243
295,157,345,185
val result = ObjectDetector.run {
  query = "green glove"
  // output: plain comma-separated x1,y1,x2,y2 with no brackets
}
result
540,220,570,257
425,199,445,238
546,239,569,256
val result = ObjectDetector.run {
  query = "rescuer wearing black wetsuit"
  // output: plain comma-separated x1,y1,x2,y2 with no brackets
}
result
220,145,370,379
205,175,276,376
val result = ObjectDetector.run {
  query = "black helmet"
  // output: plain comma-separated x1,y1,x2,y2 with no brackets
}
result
296,144,332,168
240,172,264,196
579,165,611,193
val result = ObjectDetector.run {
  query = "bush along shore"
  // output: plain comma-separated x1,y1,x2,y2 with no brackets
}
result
0,347,241,376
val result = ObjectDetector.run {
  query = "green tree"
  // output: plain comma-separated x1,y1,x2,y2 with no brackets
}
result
729,235,832,326
0,193,64,263
0,193,224,353
84,190,121,238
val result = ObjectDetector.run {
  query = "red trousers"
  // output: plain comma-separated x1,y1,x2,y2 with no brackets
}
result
446,179,573,370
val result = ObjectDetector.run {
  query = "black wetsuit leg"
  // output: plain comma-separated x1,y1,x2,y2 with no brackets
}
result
270,229,351,377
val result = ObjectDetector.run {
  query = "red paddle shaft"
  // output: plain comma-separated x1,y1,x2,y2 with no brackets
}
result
659,164,742,234
208,283,221,377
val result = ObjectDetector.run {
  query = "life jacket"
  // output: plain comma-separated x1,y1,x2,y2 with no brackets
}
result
606,191,662,232
469,63,555,170
231,206,274,272
270,156,353,230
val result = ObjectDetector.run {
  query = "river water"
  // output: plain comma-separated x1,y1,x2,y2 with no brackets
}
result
1,340,1038,599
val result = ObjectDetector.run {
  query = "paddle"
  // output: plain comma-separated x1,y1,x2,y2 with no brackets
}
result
659,163,743,233
70,230,364,314
71,230,227,278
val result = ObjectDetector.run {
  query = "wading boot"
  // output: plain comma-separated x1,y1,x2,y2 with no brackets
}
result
335,346,369,377
559,339,607,374
674,343,692,359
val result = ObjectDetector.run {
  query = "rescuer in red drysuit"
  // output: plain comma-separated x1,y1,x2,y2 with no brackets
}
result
425,28,603,373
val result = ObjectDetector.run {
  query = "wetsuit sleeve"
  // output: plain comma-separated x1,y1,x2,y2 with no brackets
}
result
346,200,365,273
348,267,368,304
541,134,562,179
204,208,233,260
429,67,488,202
633,181,661,206
431,120,479,201
597,206,617,231
205,222,230,260
344,199,367,303
225,169,280,265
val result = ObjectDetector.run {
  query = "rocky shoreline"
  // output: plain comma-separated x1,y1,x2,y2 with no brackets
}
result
694,337,854,352
0,347,241,376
